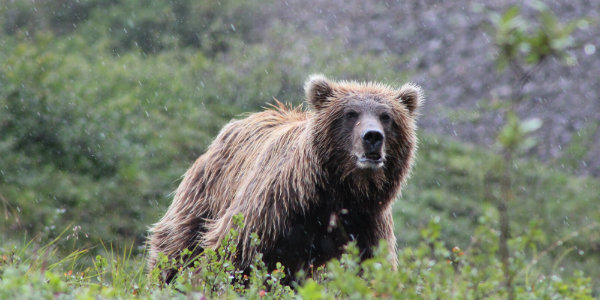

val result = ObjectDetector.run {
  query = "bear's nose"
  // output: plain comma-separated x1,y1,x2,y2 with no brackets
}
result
362,130,384,150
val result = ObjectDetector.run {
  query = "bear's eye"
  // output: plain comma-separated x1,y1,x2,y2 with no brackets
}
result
345,111,358,119
380,113,391,122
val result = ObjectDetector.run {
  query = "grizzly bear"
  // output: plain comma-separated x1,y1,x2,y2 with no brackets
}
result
147,74,422,283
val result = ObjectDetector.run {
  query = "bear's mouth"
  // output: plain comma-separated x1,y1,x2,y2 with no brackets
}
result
357,152,384,169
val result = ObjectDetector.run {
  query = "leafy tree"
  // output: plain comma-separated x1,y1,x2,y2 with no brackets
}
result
485,3,590,299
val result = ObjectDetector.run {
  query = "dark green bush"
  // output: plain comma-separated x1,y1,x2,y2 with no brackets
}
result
0,216,596,299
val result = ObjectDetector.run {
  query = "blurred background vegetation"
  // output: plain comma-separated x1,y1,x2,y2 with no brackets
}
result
0,0,599,294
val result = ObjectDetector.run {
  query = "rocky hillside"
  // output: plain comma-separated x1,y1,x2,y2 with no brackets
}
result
273,0,600,175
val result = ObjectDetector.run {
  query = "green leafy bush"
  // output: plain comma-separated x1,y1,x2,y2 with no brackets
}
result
1,216,596,299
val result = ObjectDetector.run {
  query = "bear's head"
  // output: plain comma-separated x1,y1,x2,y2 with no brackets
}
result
305,74,422,183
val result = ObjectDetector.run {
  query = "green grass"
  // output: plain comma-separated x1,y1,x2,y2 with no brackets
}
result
400,133,600,285
1,216,597,300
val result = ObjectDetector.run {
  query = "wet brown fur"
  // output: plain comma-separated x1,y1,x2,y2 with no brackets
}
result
147,74,423,283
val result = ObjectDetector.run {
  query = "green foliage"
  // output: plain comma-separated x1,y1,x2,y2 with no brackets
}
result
483,3,591,299
558,122,599,172
0,32,223,243
497,112,542,154
1,219,596,299
489,1,589,71
1,0,268,55
400,133,600,287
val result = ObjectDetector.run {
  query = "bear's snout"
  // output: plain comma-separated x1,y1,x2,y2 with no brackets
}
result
362,130,384,157
357,129,385,169
354,115,386,169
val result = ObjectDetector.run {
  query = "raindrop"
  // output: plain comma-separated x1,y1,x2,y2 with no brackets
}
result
230,24,236,32
584,43,596,55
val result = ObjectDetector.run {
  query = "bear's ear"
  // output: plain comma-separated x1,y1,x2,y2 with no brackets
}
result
305,74,334,110
396,83,423,115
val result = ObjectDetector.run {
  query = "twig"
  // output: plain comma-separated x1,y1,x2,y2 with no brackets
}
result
517,222,599,279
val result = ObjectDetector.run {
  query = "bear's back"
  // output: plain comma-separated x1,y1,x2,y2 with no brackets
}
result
196,104,314,217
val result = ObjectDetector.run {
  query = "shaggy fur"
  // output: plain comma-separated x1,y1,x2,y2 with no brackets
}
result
147,74,422,283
